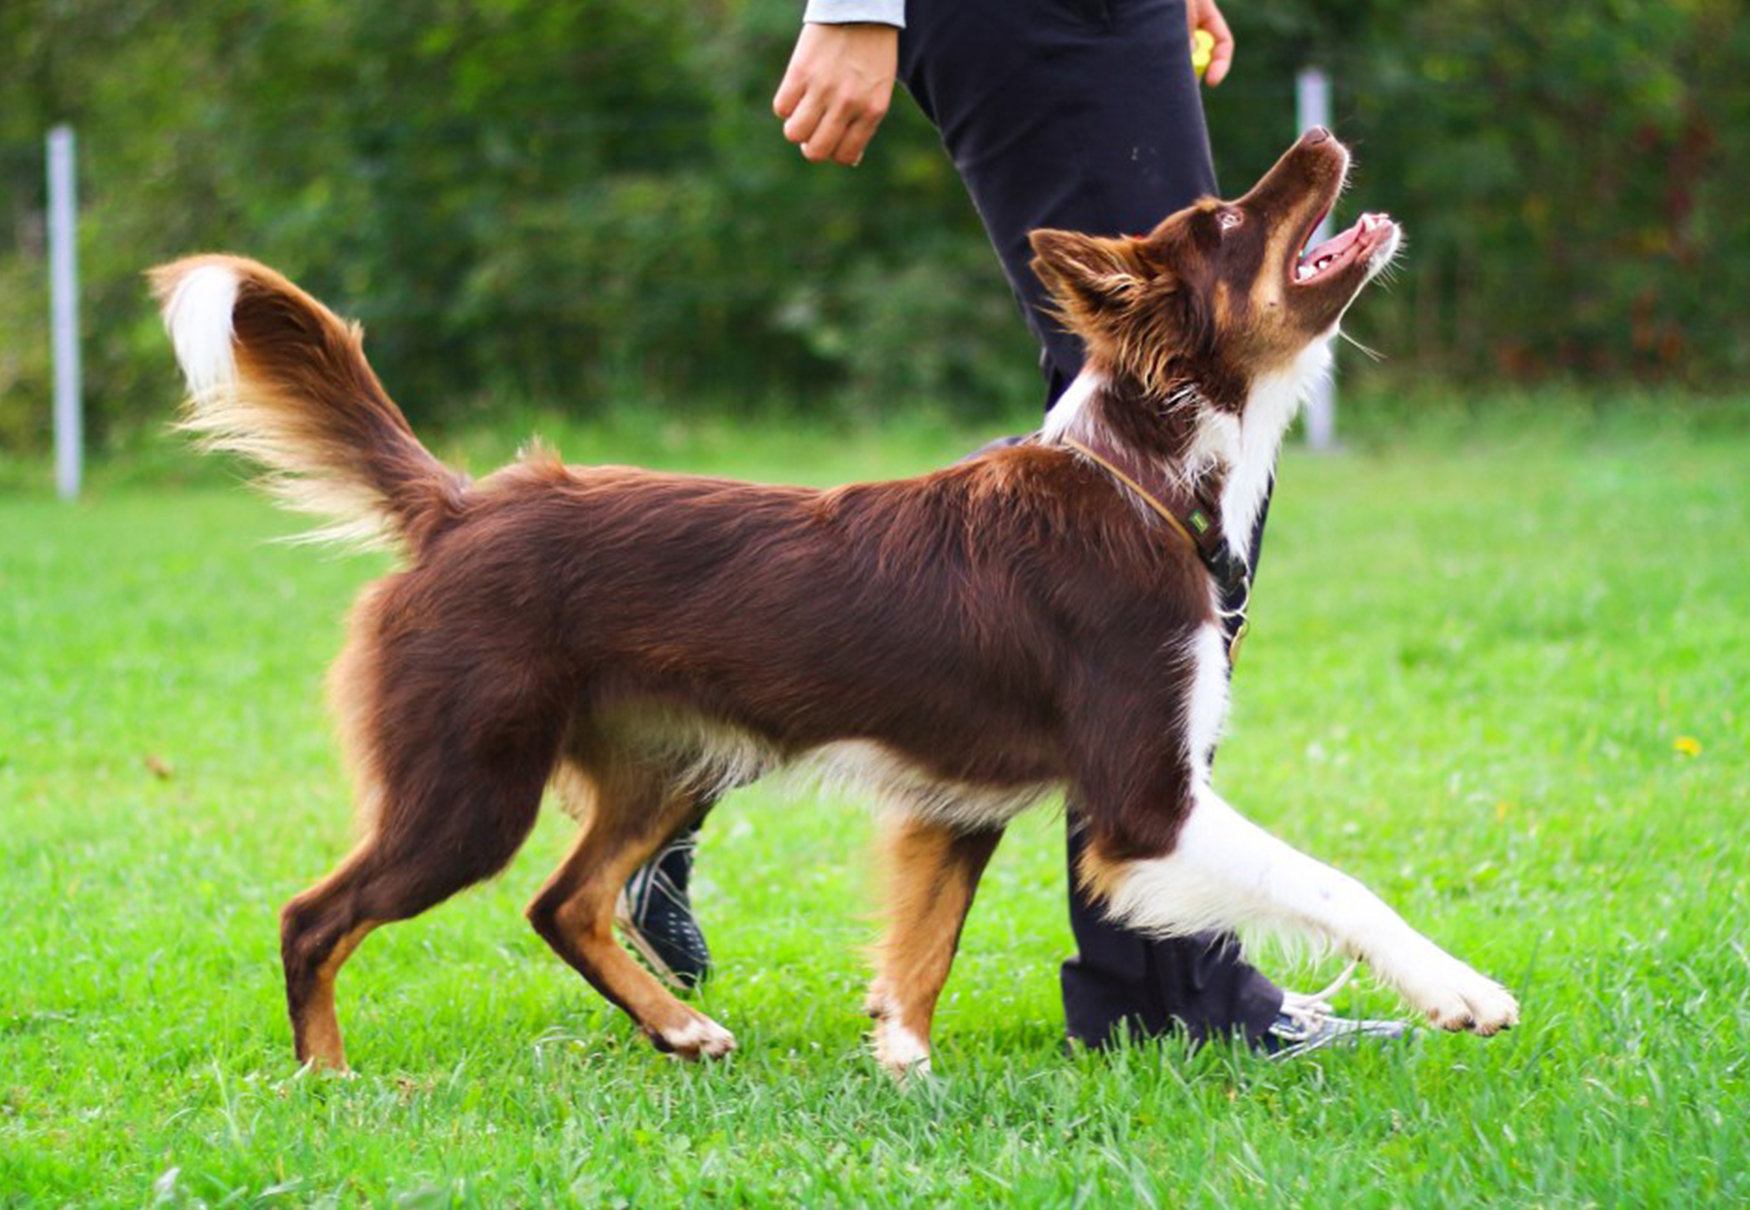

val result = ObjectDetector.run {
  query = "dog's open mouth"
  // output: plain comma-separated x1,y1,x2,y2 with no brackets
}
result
1292,212,1396,286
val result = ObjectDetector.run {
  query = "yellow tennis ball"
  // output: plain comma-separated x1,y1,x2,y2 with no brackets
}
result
1192,28,1215,79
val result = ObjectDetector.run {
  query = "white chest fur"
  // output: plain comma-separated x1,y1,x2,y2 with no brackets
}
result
1216,339,1334,562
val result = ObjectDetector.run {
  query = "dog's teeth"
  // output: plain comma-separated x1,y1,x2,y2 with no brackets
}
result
1316,255,1333,270
1296,264,1313,281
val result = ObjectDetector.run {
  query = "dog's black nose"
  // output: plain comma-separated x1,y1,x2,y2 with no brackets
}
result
1302,125,1331,145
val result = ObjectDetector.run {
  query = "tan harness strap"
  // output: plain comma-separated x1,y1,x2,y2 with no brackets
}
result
1060,436,1253,666
1061,437,1199,550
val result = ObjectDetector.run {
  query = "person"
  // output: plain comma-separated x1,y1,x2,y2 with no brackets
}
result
615,0,1410,1057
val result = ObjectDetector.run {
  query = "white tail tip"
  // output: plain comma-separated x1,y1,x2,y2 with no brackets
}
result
162,263,240,396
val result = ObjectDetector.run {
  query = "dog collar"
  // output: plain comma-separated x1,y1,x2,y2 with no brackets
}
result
1060,436,1253,664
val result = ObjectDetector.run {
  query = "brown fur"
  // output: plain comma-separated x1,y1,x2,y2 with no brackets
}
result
157,131,1390,1071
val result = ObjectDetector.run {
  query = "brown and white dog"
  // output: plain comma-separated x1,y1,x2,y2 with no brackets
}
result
155,128,1517,1076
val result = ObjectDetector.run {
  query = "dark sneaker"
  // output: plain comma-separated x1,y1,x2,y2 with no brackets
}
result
1266,962,1413,1059
615,824,711,992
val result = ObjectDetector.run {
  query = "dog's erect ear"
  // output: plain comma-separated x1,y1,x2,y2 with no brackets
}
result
1029,230,1153,320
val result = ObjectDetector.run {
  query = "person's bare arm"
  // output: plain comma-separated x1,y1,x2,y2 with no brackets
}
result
772,22,898,167
1187,0,1236,86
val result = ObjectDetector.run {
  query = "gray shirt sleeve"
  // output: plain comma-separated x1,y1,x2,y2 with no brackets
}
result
802,0,905,28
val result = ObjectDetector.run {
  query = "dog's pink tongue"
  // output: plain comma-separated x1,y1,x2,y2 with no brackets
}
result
1303,222,1362,266
1297,212,1393,280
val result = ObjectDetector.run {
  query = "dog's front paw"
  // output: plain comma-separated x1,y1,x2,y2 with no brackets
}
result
1398,952,1519,1035
656,1012,737,1060
872,1018,933,1080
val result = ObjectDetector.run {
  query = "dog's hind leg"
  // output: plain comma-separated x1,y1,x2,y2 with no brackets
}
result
280,636,564,1071
864,815,1004,1077
526,757,735,1060
279,766,549,1071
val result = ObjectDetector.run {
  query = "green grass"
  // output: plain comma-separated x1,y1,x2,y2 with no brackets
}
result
2,413,1747,1208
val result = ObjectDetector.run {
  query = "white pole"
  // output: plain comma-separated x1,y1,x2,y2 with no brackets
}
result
48,125,83,501
1295,67,1337,452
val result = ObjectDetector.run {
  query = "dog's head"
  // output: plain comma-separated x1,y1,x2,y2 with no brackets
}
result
1030,128,1398,410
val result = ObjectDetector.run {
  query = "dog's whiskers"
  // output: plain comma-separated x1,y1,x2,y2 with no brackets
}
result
1338,330,1384,362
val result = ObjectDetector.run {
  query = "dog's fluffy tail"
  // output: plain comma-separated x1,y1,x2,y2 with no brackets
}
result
151,254,468,554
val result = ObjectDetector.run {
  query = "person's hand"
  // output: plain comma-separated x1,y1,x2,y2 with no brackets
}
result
1186,0,1235,87
772,23,898,167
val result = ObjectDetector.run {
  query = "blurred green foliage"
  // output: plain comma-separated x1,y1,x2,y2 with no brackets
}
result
2,0,1746,452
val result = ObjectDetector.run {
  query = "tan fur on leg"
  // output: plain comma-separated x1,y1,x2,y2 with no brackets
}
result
294,920,377,1071
527,758,734,1059
865,816,1003,1077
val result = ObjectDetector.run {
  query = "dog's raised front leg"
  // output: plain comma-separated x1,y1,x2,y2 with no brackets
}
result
1079,785,1519,1034
865,815,1003,1077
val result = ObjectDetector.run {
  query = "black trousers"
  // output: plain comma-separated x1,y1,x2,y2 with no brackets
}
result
900,0,1284,1047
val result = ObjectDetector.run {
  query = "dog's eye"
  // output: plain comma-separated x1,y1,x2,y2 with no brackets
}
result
1218,211,1243,230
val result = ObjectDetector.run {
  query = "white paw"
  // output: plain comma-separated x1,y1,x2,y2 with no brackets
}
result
659,1014,737,1060
872,1019,933,1079
1395,949,1520,1035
